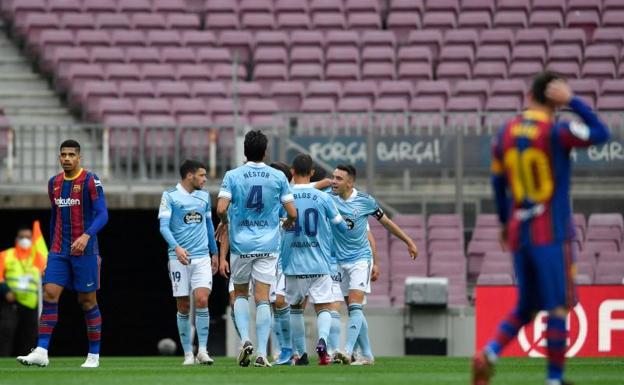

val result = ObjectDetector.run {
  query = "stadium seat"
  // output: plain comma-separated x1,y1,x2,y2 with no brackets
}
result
119,81,156,99
480,29,515,51
515,29,551,51
422,11,457,30
306,81,342,103
592,27,624,46
290,30,324,51
254,63,289,86
290,63,323,84
76,30,112,49
552,28,587,50
530,11,564,29
458,11,492,29
387,12,422,43
407,30,444,58
494,11,528,29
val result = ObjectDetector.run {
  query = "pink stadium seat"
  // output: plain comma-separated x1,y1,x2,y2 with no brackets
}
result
588,213,624,236
547,62,581,78
154,0,187,13
290,46,324,66
141,63,177,82
552,29,587,50
182,31,218,48
387,12,422,43
95,13,131,30
135,98,171,118
289,63,323,84
467,240,503,278
241,12,275,31
306,81,342,103
156,82,192,99
475,214,499,228
212,64,247,83
97,98,135,121
244,98,279,127
167,13,201,30
480,29,515,51
533,0,566,13
90,47,126,64
513,45,548,65
582,62,617,80
205,13,240,31
476,45,511,65
192,81,227,99
422,11,456,30
342,81,376,102
587,227,622,250
362,63,395,82
176,64,212,82
457,11,492,29
585,44,620,66
595,261,624,285
568,79,600,106
269,81,304,112
119,81,156,99
110,30,144,47
398,46,433,67
453,80,489,103
255,31,290,51
436,62,471,81
126,47,161,64
60,13,96,31
477,274,514,286
439,46,475,66
76,30,111,48
494,11,528,29
290,31,324,51
276,13,311,30
599,251,624,263
347,12,381,31
31,29,73,56
16,13,59,39
232,82,264,103
196,47,231,66
312,12,347,30
254,47,288,66
592,28,624,46
509,61,543,80
326,63,360,83
530,11,564,28
275,0,308,16
218,31,252,63
408,30,443,57
566,10,600,30
445,29,479,51
569,0,602,13
471,227,500,241
131,13,167,30
378,81,413,101
147,30,182,47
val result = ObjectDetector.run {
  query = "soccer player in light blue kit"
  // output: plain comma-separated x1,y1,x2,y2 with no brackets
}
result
158,160,219,366
331,164,418,365
281,154,349,366
216,130,297,368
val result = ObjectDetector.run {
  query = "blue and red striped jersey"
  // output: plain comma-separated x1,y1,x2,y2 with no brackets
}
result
48,168,108,256
491,96,610,251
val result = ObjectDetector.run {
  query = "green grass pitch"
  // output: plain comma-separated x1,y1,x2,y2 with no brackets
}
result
1,356,622,385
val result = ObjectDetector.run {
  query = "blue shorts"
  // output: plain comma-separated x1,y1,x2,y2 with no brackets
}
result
514,241,577,312
43,253,101,292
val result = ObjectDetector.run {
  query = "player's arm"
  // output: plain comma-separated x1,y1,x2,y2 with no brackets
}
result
158,192,189,265
313,178,332,191
325,198,348,233
367,228,380,282
72,174,109,255
215,172,233,242
378,214,418,260
490,130,509,239
279,175,297,228
548,80,610,148
0,251,15,303
218,232,230,278
205,203,219,275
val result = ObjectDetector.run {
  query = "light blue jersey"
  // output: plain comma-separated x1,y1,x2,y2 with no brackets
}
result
158,183,218,260
281,184,347,275
218,162,294,255
331,188,381,263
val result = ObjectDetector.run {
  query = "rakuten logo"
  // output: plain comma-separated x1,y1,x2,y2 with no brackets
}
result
55,197,81,207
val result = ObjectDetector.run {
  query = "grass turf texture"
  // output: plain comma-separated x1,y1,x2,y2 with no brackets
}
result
1,357,622,385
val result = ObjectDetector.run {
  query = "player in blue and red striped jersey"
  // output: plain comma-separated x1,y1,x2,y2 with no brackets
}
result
18,139,108,369
472,73,610,385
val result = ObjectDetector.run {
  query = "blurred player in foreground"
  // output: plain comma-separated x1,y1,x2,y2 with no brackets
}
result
472,72,610,385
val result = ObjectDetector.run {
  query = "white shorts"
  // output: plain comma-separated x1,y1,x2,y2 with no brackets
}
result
329,271,345,303
231,252,278,285
270,271,286,302
285,274,334,306
168,257,213,297
339,260,372,297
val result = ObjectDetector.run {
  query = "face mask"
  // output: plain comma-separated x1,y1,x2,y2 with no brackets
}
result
17,237,32,250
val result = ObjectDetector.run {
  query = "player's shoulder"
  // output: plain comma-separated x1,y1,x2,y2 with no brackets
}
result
194,189,211,201
356,190,375,201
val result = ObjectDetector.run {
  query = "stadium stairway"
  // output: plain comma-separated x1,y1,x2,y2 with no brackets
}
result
0,19,100,182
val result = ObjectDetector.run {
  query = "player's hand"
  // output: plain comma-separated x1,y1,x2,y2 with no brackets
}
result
407,241,418,260
500,227,509,251
211,255,219,275
282,218,295,229
545,79,572,107
215,223,228,243
371,263,380,282
71,233,90,255
219,258,230,278
5,291,16,303
175,246,190,265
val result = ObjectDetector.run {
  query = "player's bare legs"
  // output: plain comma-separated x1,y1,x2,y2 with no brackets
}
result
193,287,213,365
17,283,64,367
328,301,348,364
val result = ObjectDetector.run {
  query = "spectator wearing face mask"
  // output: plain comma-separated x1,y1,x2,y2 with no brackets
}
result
0,223,48,356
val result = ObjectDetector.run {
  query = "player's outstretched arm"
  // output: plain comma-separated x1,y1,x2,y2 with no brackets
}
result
313,178,332,191
379,215,418,260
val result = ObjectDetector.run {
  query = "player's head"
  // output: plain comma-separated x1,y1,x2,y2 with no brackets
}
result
310,163,327,183
332,164,356,195
528,71,564,111
15,225,33,250
270,161,292,182
291,154,314,180
59,139,81,173
244,130,267,162
179,159,207,190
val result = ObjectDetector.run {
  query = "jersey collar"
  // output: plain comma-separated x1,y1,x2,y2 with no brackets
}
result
176,183,192,195
339,188,358,202
292,183,314,189
63,168,84,181
246,161,266,168
523,109,552,123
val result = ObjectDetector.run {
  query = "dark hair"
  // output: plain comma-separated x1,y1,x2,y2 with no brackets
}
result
244,130,268,162
531,71,563,105
179,159,206,179
292,154,314,176
336,164,357,180
310,164,327,182
60,139,80,153
270,162,292,182
16,225,32,235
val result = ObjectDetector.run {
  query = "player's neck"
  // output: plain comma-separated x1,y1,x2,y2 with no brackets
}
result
525,102,554,118
339,188,353,201
292,175,310,185
179,181,194,194
64,167,82,179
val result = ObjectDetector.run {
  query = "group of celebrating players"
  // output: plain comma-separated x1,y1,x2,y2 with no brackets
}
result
159,129,419,367
15,71,611,385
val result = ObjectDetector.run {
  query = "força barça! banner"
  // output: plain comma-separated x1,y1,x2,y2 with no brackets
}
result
476,285,624,357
